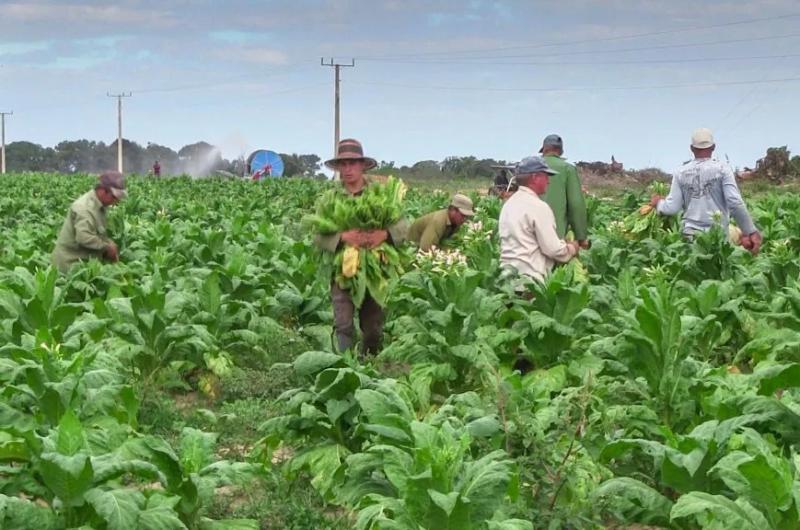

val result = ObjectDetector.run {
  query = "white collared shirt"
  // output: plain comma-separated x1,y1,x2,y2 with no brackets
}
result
499,186,576,282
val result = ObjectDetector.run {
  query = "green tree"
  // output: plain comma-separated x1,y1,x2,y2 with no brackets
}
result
5,141,54,171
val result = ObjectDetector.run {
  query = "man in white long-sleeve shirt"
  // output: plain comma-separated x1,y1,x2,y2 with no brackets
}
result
500,156,579,287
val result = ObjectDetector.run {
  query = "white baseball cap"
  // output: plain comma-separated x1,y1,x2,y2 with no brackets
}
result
691,128,715,149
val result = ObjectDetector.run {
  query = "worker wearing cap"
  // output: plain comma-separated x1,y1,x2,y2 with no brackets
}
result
650,128,762,255
500,156,579,286
52,171,127,273
408,194,474,251
315,139,408,356
539,134,589,248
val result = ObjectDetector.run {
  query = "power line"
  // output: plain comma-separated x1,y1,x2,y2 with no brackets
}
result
174,83,329,110
358,32,800,61
353,13,800,60
12,82,326,115
347,76,800,93
727,58,798,134
716,54,790,130
358,52,800,67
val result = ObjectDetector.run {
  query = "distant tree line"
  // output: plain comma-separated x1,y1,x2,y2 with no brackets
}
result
3,139,324,178
373,156,511,181
4,139,513,181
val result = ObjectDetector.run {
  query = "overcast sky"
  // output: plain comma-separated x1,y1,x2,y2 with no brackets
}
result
1,0,799,172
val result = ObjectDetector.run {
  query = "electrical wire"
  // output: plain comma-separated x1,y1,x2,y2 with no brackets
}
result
358,32,800,61
347,76,800,93
353,13,800,59
353,52,800,67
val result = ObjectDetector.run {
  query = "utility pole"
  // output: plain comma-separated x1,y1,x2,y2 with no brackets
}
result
0,111,11,174
107,92,131,173
321,58,354,179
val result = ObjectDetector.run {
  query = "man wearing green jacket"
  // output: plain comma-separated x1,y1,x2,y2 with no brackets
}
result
408,194,474,251
52,171,127,273
539,134,590,249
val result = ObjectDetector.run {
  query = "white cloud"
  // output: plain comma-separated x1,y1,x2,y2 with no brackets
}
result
214,47,290,65
0,41,51,55
564,0,800,17
0,2,176,26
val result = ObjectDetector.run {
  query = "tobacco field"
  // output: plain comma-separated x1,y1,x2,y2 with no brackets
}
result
3,172,800,529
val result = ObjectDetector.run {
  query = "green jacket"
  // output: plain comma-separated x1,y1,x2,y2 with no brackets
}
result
408,209,455,251
314,178,408,253
541,155,588,240
52,190,111,273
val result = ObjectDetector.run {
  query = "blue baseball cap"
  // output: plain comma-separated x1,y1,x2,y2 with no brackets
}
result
515,156,557,176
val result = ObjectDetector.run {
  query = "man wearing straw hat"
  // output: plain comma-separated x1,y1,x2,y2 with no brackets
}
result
315,138,407,356
408,194,475,251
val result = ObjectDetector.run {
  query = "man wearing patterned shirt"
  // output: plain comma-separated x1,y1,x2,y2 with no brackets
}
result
650,128,762,255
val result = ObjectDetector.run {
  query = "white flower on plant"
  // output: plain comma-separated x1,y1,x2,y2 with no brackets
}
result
462,220,494,245
466,220,484,233
608,220,625,233
414,246,468,271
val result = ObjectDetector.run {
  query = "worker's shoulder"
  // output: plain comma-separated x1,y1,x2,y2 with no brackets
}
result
676,157,729,175
71,190,94,210
502,189,539,212
544,155,575,171
414,208,447,226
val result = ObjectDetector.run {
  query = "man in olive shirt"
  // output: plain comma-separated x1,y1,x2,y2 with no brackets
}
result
408,194,474,251
539,134,590,249
315,139,407,356
52,171,127,273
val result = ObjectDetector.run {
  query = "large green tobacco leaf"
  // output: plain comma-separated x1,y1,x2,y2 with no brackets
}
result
0,494,59,530
600,421,725,495
671,491,773,529
38,452,94,506
138,495,188,530
293,351,345,378
708,429,794,522
91,454,163,485
118,436,183,490
55,409,86,456
0,402,37,436
85,488,145,530
179,428,217,475
457,450,518,523
355,386,414,444
593,477,673,525
288,443,348,499
751,362,800,396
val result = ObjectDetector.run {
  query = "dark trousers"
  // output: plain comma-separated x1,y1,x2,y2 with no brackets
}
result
331,283,384,356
